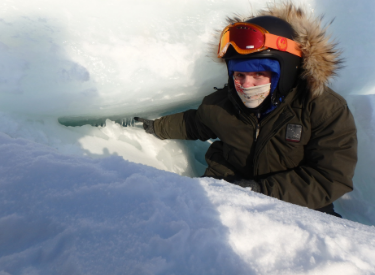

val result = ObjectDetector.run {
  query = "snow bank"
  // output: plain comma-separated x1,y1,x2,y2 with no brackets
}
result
1,132,375,275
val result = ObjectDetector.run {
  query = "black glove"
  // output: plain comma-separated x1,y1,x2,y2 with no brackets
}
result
134,117,155,135
233,179,261,193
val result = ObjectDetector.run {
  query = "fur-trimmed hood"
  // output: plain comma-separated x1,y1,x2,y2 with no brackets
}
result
215,2,343,98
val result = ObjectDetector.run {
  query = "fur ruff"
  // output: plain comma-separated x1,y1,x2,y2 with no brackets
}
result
215,2,343,97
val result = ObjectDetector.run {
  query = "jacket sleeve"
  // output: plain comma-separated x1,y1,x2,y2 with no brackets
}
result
260,104,358,209
153,109,217,141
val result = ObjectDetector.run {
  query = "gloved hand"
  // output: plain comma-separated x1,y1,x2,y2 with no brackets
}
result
134,117,155,135
233,179,261,193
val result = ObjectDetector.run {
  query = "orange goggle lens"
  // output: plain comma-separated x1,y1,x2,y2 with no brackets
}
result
218,23,302,58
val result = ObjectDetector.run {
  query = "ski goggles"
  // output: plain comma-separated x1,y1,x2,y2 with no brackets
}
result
217,22,302,58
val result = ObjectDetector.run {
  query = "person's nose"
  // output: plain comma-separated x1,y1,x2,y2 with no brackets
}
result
241,76,256,88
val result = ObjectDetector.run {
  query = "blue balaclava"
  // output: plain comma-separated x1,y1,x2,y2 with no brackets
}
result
227,58,281,114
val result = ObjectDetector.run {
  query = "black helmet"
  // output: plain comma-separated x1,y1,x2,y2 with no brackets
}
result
222,16,302,96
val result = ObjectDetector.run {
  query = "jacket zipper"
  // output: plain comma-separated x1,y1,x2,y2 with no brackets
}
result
255,113,260,141
252,108,294,177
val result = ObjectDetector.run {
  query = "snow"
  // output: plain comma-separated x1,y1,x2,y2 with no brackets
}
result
1,132,375,274
1,0,375,274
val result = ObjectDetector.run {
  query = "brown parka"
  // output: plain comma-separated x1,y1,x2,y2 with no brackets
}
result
153,3,358,210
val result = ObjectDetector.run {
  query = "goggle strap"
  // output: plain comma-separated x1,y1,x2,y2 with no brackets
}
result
264,33,302,57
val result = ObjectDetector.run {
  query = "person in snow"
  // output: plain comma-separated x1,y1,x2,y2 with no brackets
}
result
135,3,357,217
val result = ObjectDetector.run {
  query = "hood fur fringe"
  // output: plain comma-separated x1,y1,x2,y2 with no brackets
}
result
215,2,343,97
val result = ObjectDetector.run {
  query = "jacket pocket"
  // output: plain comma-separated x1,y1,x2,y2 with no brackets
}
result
222,142,232,161
283,141,304,167
261,138,305,174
